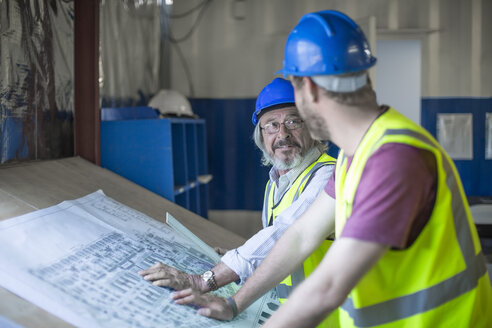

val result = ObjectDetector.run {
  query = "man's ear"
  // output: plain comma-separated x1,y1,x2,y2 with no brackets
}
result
303,77,319,103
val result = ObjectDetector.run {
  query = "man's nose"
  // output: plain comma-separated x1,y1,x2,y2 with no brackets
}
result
277,123,291,138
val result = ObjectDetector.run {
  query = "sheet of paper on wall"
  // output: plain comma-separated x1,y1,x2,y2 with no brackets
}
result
437,113,473,159
0,190,279,327
486,112,492,159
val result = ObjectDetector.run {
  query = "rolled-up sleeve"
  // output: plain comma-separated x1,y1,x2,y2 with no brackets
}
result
221,164,334,284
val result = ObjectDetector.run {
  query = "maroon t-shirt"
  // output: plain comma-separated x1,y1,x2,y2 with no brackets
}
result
325,143,437,249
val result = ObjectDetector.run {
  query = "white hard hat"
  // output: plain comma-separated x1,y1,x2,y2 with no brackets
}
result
148,89,196,118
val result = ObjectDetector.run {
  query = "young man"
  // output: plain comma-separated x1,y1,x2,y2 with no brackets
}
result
172,10,492,327
139,78,338,327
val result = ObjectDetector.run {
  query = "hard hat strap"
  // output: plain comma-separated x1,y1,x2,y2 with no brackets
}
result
312,73,367,93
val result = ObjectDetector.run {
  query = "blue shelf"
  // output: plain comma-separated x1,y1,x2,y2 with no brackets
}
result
101,108,209,218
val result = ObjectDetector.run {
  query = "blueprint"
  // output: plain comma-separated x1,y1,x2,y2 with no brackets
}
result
0,191,278,327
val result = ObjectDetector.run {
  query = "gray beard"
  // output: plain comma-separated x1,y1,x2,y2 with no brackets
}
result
264,150,303,170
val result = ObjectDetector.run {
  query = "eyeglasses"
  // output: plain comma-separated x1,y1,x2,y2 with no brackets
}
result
260,119,304,135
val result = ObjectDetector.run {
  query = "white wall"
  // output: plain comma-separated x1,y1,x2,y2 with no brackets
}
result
168,0,492,99
375,40,421,124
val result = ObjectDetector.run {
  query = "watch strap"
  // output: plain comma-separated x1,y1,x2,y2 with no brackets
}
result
205,271,218,291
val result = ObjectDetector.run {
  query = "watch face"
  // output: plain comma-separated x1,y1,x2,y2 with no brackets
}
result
203,270,213,280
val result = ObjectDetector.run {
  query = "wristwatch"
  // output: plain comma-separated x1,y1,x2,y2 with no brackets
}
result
201,270,218,291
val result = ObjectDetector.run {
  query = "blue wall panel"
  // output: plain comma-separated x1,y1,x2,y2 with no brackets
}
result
101,119,175,200
421,98,492,196
192,98,270,211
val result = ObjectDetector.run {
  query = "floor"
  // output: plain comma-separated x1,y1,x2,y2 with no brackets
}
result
208,210,263,240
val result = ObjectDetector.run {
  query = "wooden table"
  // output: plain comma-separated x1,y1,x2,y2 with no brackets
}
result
0,157,245,328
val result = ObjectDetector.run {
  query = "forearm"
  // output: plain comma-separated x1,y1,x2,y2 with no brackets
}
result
264,238,388,327
171,237,328,324
212,262,240,289
232,192,336,313
170,193,337,321
262,265,339,327
233,222,318,313
220,172,334,285
220,219,298,284
189,261,240,292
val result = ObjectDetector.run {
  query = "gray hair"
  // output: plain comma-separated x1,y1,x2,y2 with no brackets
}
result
253,123,328,167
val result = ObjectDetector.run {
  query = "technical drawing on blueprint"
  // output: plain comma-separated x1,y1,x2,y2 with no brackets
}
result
0,191,279,328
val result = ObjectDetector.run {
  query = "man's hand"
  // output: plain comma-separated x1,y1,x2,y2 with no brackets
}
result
172,288,235,321
138,262,206,292
213,246,228,256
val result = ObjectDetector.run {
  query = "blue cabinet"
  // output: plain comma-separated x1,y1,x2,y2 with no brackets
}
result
101,111,209,218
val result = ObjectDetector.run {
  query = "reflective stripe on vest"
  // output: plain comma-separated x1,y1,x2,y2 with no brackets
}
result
340,128,487,326
262,182,273,228
262,153,335,300
275,267,305,299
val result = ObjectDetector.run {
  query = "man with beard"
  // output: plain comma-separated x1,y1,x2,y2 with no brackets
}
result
139,78,337,326
170,10,491,328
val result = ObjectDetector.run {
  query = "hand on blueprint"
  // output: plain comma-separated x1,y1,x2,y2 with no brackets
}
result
172,288,235,320
139,262,206,292
213,246,229,256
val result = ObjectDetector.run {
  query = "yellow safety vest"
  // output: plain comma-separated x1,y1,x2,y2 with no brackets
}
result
264,153,339,328
335,108,492,327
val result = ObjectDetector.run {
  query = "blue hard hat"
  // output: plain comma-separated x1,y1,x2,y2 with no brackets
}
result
252,78,296,126
277,10,376,77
